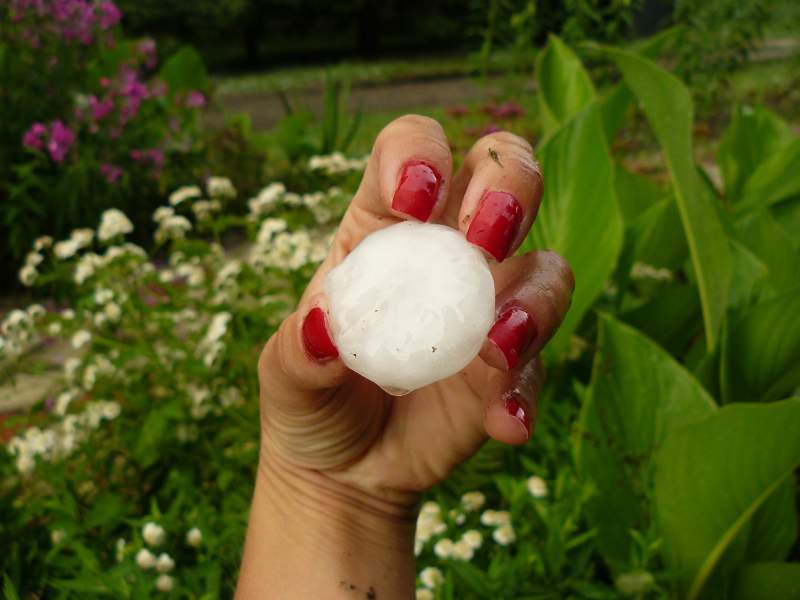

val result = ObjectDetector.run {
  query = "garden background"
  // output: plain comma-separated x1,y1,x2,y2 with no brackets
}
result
2,0,800,598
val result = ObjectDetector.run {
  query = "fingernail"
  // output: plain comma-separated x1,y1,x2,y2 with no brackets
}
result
391,160,441,222
466,191,523,261
503,392,531,439
302,308,338,362
488,306,536,370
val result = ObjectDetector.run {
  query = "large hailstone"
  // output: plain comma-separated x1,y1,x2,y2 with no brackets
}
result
325,221,495,395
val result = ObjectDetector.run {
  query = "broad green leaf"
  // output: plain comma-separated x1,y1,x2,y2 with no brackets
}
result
720,291,800,404
771,196,800,249
159,46,209,93
733,563,800,600
630,196,687,270
745,477,797,564
718,105,795,206
599,84,633,145
523,104,623,357
739,138,800,212
734,209,800,297
654,399,800,599
575,313,716,566
598,45,732,350
726,239,768,309
622,283,700,354
614,165,665,224
3,574,20,600
536,35,595,139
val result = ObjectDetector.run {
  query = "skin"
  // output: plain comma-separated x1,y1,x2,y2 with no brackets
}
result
236,115,574,599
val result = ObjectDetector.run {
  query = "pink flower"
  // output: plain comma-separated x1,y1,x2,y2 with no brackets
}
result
145,149,164,170
97,1,121,29
185,91,206,109
22,123,48,151
446,105,470,118
130,149,142,161
89,95,114,120
137,39,157,70
100,163,123,184
482,101,525,120
47,120,75,163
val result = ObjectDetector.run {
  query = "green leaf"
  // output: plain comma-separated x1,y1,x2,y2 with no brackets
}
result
621,283,700,354
523,104,623,358
745,477,797,564
576,313,716,566
614,165,665,224
726,239,768,310
599,84,633,145
159,46,209,93
733,563,800,600
654,399,800,599
718,105,795,206
3,574,20,600
598,45,732,350
536,35,596,140
739,138,800,212
720,291,800,404
734,209,800,297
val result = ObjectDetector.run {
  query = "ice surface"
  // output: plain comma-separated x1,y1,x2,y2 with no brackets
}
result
325,222,495,394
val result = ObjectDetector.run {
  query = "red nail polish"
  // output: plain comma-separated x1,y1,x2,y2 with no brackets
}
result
391,160,441,222
466,191,523,261
504,392,531,439
302,308,338,362
488,307,536,369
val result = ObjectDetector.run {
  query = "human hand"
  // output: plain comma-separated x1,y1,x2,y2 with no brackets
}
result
237,115,574,599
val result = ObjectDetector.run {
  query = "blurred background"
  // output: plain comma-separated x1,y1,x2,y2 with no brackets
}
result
2,1,800,598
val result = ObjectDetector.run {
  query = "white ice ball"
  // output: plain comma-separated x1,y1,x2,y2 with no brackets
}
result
325,221,495,395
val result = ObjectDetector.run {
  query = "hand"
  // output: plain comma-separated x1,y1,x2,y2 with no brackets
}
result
236,115,574,599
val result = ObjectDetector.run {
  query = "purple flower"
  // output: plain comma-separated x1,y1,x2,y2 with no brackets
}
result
145,149,164,170
130,149,142,161
22,122,47,151
482,101,526,120
185,90,206,109
89,95,114,120
137,38,157,70
47,120,75,163
100,163,123,184
98,1,121,29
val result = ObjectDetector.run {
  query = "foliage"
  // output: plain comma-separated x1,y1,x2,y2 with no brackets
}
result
0,0,210,284
2,33,800,600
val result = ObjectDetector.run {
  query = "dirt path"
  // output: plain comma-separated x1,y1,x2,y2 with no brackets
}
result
207,75,508,131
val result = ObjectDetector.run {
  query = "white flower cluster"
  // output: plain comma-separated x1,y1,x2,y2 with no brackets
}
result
1,305,43,359
527,475,548,498
169,185,202,206
206,176,236,199
415,501,448,556
98,208,134,242
153,207,192,244
308,152,368,175
248,224,333,272
74,243,147,285
247,182,346,224
433,529,483,561
631,261,673,283
197,312,232,368
54,228,94,260
480,510,516,546
7,400,121,474
130,524,202,592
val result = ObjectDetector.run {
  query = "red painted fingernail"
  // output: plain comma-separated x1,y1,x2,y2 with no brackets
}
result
504,392,531,439
391,160,441,222
302,308,338,362
466,191,523,261
488,307,536,370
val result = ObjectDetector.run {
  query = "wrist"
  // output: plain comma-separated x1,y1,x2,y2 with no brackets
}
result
236,446,419,599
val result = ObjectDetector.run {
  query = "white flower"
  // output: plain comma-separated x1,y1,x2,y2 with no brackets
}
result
419,567,444,589
155,215,192,243
94,288,113,304
448,509,466,525
64,357,82,380
155,574,174,592
156,552,175,573
98,209,133,241
527,475,548,498
185,527,202,547
461,530,482,550
136,548,157,569
615,570,655,595
70,228,95,248
116,538,126,562
492,524,515,546
480,509,511,527
51,529,65,544
62,308,75,320
74,252,103,285
461,491,485,512
34,235,53,251
256,218,288,244
248,182,285,217
416,589,434,600
55,390,76,416
176,263,205,286
71,330,91,349
452,539,475,561
205,312,231,344
25,251,43,267
207,176,236,199
48,322,62,336
153,206,175,223
54,239,80,259
631,261,673,282
142,522,165,546
105,302,121,322
169,185,202,206
433,538,454,559
192,199,221,220
27,303,45,319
